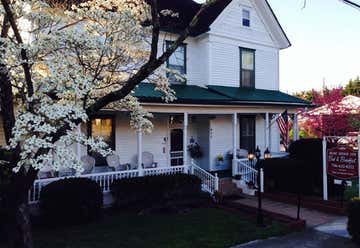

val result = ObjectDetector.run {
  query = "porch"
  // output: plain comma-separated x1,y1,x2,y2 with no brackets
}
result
30,106,299,204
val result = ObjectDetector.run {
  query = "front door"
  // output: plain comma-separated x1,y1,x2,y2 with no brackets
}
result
88,116,115,165
240,116,256,153
170,129,183,166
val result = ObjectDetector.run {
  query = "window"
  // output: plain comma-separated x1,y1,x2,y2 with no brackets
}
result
242,9,250,27
240,48,255,88
240,116,256,153
166,41,186,83
88,116,115,165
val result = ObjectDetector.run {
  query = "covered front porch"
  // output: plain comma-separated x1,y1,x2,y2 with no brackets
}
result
30,104,300,204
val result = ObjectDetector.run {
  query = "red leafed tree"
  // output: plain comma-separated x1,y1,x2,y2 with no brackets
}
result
301,87,360,137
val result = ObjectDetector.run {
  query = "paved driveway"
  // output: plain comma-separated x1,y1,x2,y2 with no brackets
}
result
232,229,357,248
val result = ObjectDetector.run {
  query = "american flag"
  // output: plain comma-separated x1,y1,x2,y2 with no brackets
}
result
276,110,292,150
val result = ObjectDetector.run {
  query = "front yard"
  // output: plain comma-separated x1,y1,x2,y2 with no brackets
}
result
2,208,289,248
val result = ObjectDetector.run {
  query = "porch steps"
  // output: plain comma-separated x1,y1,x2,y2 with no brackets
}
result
232,179,257,196
219,178,243,196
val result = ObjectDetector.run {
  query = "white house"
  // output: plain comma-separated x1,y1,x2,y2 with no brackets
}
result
80,0,309,170
0,0,312,201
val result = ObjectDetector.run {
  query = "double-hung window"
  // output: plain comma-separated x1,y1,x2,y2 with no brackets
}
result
240,48,255,88
242,9,250,27
166,41,186,84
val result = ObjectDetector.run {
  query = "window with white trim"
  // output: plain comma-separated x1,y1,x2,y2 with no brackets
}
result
242,9,250,27
166,41,186,84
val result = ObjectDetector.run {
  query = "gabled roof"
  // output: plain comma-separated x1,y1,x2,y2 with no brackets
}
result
154,0,290,47
154,0,231,37
133,83,312,107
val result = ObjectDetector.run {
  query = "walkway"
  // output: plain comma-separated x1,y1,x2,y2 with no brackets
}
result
233,196,342,227
232,229,357,248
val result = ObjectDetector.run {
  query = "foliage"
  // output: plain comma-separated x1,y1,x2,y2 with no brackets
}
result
188,143,203,159
110,174,204,211
40,178,103,225
345,181,359,201
216,154,224,162
300,87,359,137
262,139,323,195
9,208,288,248
348,198,360,244
343,76,360,96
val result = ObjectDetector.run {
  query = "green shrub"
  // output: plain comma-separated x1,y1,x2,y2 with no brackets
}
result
110,174,204,210
262,138,338,196
40,178,103,226
348,198,360,243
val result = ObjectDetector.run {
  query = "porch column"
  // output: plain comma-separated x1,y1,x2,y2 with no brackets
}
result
183,112,188,169
294,114,299,141
232,113,238,165
265,112,270,149
137,129,144,176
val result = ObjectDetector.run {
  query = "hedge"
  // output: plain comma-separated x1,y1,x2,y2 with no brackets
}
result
40,178,103,226
110,174,204,210
262,139,323,195
348,198,360,244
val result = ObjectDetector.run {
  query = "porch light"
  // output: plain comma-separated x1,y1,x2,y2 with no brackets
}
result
248,151,255,161
255,146,261,160
264,148,271,160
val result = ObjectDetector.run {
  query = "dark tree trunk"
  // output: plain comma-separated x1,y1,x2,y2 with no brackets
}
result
12,201,33,248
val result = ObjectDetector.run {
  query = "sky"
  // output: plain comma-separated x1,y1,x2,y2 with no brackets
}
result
195,0,360,93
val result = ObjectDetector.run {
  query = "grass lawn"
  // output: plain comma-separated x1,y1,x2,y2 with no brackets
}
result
3,208,289,248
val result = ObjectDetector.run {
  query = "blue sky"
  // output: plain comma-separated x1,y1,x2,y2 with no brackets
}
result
195,0,360,93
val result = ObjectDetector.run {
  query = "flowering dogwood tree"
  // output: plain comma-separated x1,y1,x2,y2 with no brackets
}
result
0,0,220,247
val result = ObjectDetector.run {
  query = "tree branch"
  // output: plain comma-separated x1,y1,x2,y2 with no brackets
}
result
1,0,34,98
86,0,218,115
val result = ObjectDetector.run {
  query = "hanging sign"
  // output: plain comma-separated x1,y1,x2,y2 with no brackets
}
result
327,145,358,180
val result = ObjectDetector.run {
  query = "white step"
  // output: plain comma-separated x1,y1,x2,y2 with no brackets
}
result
232,179,257,196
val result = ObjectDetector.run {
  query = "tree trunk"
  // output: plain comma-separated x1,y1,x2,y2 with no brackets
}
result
10,200,33,248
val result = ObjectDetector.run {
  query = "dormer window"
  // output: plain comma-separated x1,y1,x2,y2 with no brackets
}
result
242,9,250,27
166,41,186,84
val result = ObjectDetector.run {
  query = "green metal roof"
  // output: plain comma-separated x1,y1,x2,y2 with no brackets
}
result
207,85,311,106
133,83,311,106
133,83,232,103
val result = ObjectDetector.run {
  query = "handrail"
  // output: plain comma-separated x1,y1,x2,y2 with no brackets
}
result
190,159,219,194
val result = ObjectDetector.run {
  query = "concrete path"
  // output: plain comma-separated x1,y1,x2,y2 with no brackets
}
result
232,230,357,248
314,217,350,238
232,197,356,247
233,196,342,227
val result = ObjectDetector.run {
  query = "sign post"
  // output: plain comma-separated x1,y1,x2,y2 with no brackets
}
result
358,136,360,197
323,137,328,200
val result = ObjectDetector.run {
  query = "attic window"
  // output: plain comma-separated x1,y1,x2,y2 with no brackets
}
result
242,9,250,27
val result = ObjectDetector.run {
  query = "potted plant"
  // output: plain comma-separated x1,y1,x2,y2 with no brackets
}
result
216,154,224,167
188,142,203,159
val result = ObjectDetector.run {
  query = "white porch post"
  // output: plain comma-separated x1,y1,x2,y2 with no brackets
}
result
183,113,189,171
137,129,144,176
322,136,328,200
232,113,238,175
294,114,299,141
265,112,270,149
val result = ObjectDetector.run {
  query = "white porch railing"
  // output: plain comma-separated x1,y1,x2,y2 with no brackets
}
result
190,159,219,194
28,164,219,204
232,153,288,192
233,158,259,187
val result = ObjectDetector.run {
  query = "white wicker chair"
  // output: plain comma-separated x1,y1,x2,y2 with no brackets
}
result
80,155,95,174
141,152,158,169
106,154,128,171
38,165,54,179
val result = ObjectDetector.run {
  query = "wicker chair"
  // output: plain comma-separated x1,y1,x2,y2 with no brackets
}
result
80,155,96,174
106,154,128,171
141,152,158,169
